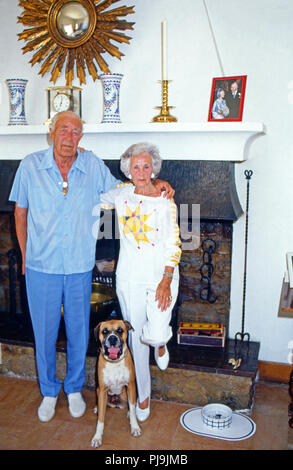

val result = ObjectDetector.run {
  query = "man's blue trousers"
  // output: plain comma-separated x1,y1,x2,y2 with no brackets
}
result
25,268,92,397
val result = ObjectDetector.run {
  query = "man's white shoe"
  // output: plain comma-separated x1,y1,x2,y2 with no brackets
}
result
68,392,86,418
38,396,58,422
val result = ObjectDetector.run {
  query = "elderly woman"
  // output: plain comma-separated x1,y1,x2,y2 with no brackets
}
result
100,142,181,421
212,88,230,119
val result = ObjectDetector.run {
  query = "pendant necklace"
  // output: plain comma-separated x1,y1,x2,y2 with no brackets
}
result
62,181,68,196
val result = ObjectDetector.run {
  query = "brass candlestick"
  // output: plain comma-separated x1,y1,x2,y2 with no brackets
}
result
152,80,177,122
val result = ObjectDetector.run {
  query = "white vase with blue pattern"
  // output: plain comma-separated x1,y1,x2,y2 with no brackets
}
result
6,79,28,125
100,73,123,123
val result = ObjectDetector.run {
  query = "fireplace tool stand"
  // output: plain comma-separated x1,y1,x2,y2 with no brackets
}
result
233,170,253,363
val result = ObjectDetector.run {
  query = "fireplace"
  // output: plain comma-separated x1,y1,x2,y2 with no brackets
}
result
0,122,265,337
0,157,261,409
0,158,241,336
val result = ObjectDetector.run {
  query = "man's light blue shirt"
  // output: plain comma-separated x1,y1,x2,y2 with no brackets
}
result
9,146,119,274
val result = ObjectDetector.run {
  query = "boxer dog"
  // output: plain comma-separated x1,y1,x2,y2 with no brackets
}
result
91,319,142,448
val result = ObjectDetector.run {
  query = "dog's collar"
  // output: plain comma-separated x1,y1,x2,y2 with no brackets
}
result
99,347,128,364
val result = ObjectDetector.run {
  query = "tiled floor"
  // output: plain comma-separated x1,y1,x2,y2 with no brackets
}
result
0,375,291,450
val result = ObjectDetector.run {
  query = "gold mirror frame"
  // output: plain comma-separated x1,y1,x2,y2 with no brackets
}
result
17,0,135,85
48,0,97,48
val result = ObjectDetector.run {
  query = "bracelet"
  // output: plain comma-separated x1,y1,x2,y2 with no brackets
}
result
163,271,173,279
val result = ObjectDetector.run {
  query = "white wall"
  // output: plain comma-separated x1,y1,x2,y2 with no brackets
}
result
0,0,292,363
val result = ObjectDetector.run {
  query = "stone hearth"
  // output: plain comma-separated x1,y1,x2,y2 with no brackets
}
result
0,335,259,410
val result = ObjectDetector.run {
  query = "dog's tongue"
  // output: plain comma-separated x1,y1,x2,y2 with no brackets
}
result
109,346,120,359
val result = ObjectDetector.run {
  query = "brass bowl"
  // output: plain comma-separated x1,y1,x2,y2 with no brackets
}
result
61,282,116,316
90,282,116,312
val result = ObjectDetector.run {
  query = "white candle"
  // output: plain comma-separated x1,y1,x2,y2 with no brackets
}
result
161,19,168,80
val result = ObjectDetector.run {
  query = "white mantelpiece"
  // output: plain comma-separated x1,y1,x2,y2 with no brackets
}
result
0,122,265,161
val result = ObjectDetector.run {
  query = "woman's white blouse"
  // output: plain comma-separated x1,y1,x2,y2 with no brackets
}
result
100,184,181,284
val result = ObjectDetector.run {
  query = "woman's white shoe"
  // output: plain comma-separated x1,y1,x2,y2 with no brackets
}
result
155,346,169,371
136,401,150,422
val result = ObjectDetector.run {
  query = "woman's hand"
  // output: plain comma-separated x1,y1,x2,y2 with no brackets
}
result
153,179,175,199
155,277,172,312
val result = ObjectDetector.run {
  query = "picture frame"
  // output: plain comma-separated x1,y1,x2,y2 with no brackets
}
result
208,75,247,122
286,252,293,288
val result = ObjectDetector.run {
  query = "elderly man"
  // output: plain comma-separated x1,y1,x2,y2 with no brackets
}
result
225,81,241,118
9,111,173,422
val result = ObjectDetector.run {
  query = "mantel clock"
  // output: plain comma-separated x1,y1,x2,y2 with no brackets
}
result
45,85,82,123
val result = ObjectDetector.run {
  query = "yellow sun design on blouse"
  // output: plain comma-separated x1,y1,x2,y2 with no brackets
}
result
119,205,153,245
17,0,135,85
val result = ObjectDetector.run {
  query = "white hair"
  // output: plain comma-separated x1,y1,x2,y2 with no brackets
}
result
120,142,162,178
49,111,83,133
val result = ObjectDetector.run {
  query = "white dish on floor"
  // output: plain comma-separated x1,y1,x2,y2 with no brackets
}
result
180,406,256,441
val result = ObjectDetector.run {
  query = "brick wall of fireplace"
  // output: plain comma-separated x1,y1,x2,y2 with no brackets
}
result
178,221,233,333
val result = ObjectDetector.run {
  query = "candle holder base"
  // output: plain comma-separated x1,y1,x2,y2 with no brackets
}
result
152,107,177,123
152,80,177,123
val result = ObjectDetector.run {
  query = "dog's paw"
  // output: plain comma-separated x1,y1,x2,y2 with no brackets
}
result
131,425,142,437
91,434,102,448
93,406,97,414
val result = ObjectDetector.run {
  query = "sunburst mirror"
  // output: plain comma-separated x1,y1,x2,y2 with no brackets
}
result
17,0,135,85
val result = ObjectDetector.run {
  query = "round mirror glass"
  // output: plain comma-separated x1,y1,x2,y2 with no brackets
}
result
57,2,90,40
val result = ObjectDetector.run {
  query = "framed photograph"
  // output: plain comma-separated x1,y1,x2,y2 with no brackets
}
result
208,75,247,122
287,252,293,288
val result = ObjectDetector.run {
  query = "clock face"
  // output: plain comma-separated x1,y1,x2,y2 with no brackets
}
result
45,86,82,124
53,93,71,112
